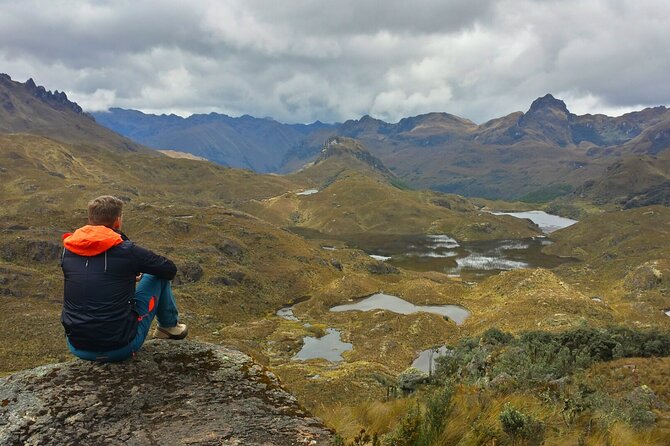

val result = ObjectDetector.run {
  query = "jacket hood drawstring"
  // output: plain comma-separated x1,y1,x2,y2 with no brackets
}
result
104,251,108,273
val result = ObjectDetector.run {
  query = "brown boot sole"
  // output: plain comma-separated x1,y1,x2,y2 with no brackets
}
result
154,326,188,340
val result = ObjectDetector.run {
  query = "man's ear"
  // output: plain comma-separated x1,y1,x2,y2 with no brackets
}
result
112,216,122,229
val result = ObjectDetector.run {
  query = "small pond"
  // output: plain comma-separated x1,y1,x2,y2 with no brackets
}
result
412,346,451,374
331,293,471,325
297,189,319,196
276,306,299,321
293,328,352,362
369,254,392,261
491,210,577,233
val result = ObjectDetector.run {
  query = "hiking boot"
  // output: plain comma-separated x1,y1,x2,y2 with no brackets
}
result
153,323,188,340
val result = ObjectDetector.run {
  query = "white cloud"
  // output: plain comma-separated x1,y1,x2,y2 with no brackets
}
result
73,88,117,112
0,0,668,123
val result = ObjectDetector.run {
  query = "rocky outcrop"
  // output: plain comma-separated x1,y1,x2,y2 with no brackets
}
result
315,137,394,176
23,77,85,115
624,260,666,293
0,341,334,446
0,239,62,263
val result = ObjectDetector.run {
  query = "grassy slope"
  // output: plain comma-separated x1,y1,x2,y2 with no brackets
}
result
544,206,670,327
0,76,147,153
0,133,330,373
2,133,670,444
243,165,542,241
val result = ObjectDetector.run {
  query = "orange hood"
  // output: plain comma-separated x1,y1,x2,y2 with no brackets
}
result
63,225,123,256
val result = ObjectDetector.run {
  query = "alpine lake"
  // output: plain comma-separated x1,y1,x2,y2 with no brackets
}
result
283,211,579,362
291,210,578,282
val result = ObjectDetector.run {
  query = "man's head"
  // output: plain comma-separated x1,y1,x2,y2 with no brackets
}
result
88,195,123,229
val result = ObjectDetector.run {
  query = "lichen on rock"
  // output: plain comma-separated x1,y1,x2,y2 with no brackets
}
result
0,340,334,446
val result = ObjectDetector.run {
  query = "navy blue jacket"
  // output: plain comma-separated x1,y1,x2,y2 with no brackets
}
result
61,226,177,351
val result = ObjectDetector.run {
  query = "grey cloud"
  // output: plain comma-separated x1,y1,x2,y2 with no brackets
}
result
243,0,497,35
0,0,668,123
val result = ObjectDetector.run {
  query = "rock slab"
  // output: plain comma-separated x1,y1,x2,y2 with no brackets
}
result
0,340,334,446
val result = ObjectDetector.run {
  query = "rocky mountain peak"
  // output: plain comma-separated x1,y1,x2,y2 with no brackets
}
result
5,75,86,115
526,93,570,116
0,340,334,445
315,136,393,175
0,74,147,153
519,94,573,146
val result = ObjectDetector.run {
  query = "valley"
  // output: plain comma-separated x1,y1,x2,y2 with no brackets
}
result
1,75,669,445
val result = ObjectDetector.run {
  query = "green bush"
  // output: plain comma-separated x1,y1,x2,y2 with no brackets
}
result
383,385,454,446
481,328,514,346
518,184,574,203
434,326,670,387
385,404,422,446
499,403,545,446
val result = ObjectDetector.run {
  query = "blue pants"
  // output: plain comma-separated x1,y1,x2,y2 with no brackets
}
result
67,274,179,362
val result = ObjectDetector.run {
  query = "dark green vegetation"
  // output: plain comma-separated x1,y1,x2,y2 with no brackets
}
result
339,327,670,445
552,153,670,214
518,184,574,203
435,326,670,385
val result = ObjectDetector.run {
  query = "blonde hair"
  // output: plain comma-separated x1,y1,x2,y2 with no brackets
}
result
88,195,123,227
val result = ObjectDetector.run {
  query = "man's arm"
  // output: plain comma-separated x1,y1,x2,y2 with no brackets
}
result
131,244,177,280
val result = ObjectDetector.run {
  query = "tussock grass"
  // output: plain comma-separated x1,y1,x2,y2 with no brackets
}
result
320,399,416,441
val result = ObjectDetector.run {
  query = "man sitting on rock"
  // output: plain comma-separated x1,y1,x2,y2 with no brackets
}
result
61,195,187,362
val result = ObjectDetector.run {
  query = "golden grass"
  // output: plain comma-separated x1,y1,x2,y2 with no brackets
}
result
2,133,670,445
315,373,670,446
318,398,417,441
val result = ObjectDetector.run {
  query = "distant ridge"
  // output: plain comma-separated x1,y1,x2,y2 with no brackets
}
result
1,74,85,115
88,91,670,200
0,74,147,153
93,107,335,172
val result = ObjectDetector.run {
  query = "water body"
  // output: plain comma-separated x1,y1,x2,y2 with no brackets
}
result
491,210,577,233
331,293,471,325
288,228,577,281
455,253,528,271
297,189,319,196
369,254,392,261
293,328,353,362
412,346,451,374
392,236,574,280
276,306,299,321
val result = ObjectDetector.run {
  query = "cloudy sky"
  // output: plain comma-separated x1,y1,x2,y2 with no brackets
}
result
1,0,668,124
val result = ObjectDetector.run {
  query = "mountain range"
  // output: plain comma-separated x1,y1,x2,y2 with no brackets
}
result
92,107,333,172
2,74,669,209
2,73,670,445
93,92,670,201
